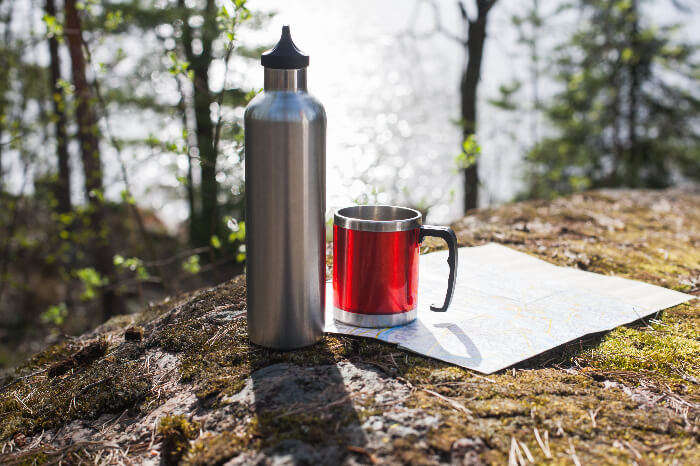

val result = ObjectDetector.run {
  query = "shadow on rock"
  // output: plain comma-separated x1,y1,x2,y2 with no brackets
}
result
245,340,368,464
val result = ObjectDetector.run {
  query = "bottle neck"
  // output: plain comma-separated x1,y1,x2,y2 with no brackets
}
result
264,68,307,91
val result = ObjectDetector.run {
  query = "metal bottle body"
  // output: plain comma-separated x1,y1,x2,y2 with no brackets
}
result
244,68,326,349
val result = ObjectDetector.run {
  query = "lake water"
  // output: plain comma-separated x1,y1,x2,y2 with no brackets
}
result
243,0,523,224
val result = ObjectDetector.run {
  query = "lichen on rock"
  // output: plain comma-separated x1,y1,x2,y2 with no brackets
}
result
0,188,697,464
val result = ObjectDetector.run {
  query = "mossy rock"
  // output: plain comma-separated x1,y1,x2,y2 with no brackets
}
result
0,189,697,464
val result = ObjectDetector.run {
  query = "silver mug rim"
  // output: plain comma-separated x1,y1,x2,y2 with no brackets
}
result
334,205,422,232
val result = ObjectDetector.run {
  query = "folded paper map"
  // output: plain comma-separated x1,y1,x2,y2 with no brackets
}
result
324,243,694,374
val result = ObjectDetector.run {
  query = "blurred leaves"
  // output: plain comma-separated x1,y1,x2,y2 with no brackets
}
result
113,255,149,280
181,255,201,275
76,268,108,301
488,81,521,111
42,14,63,39
41,303,68,326
455,135,482,170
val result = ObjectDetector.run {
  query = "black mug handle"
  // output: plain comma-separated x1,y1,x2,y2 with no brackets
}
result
419,225,458,312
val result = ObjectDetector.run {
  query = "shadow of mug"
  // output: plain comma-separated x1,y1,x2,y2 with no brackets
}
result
431,322,483,367
364,318,483,368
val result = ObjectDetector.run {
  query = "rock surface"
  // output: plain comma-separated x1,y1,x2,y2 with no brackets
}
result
0,188,698,464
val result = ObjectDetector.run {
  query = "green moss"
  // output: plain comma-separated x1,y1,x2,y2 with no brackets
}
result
47,338,108,377
159,414,200,465
184,431,249,466
19,340,72,373
0,342,149,441
580,324,699,378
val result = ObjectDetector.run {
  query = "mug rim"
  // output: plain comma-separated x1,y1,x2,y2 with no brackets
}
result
334,205,422,232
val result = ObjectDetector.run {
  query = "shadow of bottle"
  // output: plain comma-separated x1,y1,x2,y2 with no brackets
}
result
250,339,368,463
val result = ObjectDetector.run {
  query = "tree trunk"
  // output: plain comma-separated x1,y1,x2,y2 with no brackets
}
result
609,82,623,187
0,125,3,191
176,80,197,244
530,0,540,143
46,0,71,213
65,0,122,320
460,0,495,212
194,65,217,246
179,0,218,248
0,2,9,192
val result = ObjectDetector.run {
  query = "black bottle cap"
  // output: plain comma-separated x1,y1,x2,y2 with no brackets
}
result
261,25,309,69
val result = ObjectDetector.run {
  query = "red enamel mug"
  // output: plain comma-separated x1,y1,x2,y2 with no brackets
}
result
333,205,458,327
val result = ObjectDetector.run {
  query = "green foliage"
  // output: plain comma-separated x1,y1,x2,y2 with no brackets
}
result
226,219,246,263
227,219,245,243
88,189,104,203
104,10,123,32
236,244,246,263
219,0,251,42
113,255,149,280
120,190,135,205
76,267,108,301
41,303,68,326
488,81,521,111
97,0,264,249
42,14,63,39
144,134,185,154
167,51,192,80
182,255,201,275
523,0,699,199
0,0,268,367
455,135,482,170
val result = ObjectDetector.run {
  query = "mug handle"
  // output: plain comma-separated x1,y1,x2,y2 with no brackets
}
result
419,225,458,312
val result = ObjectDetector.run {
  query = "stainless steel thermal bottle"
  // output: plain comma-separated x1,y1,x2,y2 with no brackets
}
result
244,26,326,349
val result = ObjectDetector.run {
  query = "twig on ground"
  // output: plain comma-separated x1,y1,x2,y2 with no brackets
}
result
533,428,551,459
508,437,525,466
26,431,44,451
589,406,601,427
419,387,471,416
519,441,534,462
568,438,581,466
0,441,121,466
468,371,497,384
347,446,378,464
13,393,32,415
623,440,642,459
149,416,159,451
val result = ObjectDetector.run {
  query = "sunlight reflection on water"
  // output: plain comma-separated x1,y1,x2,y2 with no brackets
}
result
243,0,473,224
